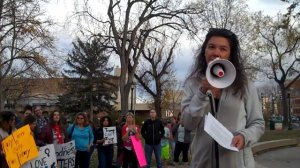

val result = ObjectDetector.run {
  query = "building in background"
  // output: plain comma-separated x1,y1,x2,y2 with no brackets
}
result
4,78,65,113
289,80,300,116
260,80,300,117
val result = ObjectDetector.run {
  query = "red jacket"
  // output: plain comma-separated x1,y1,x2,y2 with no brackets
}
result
39,123,69,145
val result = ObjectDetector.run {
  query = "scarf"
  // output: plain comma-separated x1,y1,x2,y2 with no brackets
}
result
53,124,63,144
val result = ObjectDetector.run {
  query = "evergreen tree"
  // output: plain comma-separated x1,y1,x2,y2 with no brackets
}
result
59,37,117,115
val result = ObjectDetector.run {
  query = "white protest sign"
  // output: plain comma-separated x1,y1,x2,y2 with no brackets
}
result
22,144,57,168
54,140,76,168
103,126,117,145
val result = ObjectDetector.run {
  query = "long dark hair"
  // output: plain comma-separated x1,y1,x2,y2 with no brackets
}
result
0,111,16,134
100,116,112,127
187,28,247,97
49,110,62,126
24,114,36,125
48,110,67,138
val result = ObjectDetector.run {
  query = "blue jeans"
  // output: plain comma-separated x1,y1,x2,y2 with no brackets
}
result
145,143,162,168
98,145,113,168
169,140,175,161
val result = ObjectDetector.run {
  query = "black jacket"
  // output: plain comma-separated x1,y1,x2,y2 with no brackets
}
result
141,118,165,145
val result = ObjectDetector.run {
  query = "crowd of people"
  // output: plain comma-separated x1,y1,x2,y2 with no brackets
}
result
0,105,188,168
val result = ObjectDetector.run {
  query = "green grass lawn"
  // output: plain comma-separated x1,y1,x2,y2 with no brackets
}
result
259,130,300,142
90,151,98,168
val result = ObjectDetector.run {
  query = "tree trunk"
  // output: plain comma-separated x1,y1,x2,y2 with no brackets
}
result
0,89,3,112
279,84,288,129
90,93,93,121
0,79,3,112
155,91,162,118
119,70,130,116
155,99,162,118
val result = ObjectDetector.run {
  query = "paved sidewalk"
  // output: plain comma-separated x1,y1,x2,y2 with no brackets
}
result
151,147,300,168
149,147,300,168
255,146,300,168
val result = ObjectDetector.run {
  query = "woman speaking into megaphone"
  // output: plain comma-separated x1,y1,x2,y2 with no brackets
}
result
181,28,265,168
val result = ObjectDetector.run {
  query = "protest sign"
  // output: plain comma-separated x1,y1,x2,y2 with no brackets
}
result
131,135,147,167
103,126,117,145
22,144,57,168
2,125,39,168
2,135,19,168
54,140,76,168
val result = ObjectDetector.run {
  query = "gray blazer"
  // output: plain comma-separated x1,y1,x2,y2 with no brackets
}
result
181,78,265,168
172,123,192,143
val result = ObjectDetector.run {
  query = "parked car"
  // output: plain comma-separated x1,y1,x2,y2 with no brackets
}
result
291,115,299,123
269,116,283,130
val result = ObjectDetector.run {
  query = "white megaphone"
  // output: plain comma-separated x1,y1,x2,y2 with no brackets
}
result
206,58,236,88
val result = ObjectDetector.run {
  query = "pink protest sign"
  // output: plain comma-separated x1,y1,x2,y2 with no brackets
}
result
131,135,147,167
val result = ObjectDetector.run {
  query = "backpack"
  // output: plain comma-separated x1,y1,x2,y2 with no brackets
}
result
68,124,75,139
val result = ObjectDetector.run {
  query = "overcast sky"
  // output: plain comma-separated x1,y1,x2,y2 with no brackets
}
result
45,0,290,82
175,0,289,82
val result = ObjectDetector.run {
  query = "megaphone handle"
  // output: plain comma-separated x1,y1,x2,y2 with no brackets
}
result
206,89,219,168
206,90,216,116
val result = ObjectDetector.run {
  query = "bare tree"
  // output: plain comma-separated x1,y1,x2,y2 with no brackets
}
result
161,76,183,118
134,34,180,117
252,12,300,128
0,0,56,111
281,0,300,21
74,0,200,115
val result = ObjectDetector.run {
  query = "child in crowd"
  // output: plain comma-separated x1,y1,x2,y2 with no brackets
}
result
161,120,171,167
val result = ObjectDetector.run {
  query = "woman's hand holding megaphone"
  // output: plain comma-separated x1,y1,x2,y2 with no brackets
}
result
200,78,222,99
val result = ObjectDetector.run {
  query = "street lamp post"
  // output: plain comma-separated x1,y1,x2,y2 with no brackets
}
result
272,94,276,116
287,92,292,130
260,93,264,113
130,84,134,113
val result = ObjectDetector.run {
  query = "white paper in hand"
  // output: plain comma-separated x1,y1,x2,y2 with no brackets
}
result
204,113,239,152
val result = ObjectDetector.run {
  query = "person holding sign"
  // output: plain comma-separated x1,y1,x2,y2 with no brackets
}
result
0,111,16,168
94,116,114,168
23,114,45,147
67,112,94,168
40,110,69,145
181,28,265,168
122,112,140,168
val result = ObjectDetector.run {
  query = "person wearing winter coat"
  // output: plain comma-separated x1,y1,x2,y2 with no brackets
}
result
141,109,165,168
181,28,265,168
